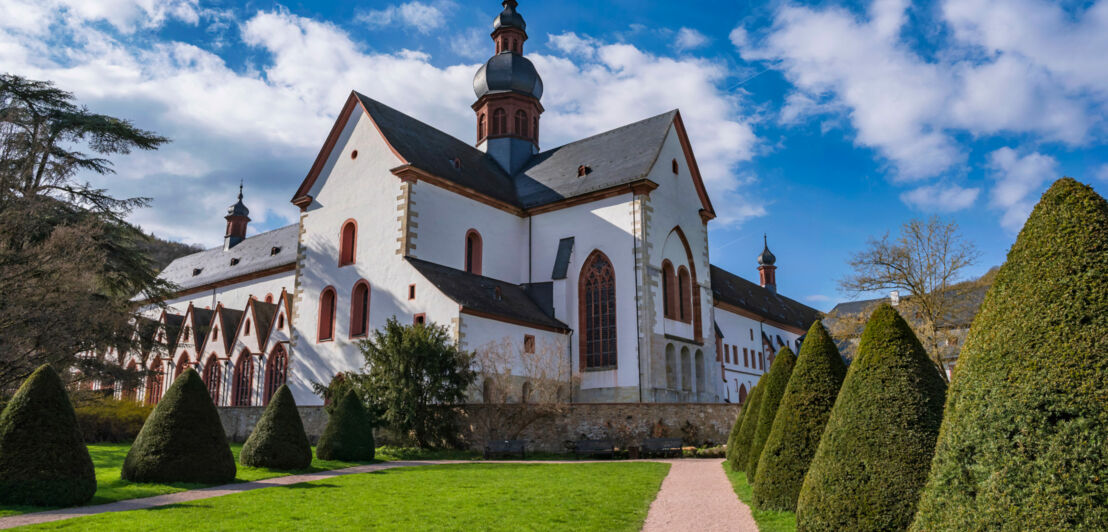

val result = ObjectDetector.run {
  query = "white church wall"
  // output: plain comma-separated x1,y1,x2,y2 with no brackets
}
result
408,182,528,283
714,305,805,404
458,313,569,374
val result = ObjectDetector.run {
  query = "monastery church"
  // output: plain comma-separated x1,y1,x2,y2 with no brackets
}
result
114,1,820,409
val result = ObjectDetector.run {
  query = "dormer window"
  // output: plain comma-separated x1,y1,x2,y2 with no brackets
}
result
212,326,219,340
184,327,191,341
270,247,281,256
230,258,240,266
672,158,679,174
577,165,591,177
452,157,462,170
494,286,502,301
192,268,203,276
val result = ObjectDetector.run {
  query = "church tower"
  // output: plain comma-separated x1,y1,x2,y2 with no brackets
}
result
757,235,777,294
224,182,250,250
472,0,544,174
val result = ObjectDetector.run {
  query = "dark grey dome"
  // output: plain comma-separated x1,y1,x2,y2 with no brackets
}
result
227,184,250,217
757,235,776,266
473,52,543,100
493,0,526,31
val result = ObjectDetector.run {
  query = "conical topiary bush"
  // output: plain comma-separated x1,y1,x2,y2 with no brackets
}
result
0,365,96,506
316,389,375,461
912,178,1108,531
745,346,796,479
728,380,764,472
753,321,847,511
121,368,236,483
724,401,747,468
240,385,312,470
796,304,946,531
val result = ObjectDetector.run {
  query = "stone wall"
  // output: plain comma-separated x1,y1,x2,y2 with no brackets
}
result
217,402,742,452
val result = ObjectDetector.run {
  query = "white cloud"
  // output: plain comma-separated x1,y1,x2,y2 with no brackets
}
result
806,294,831,302
674,27,710,51
900,183,980,212
356,1,449,34
986,148,1059,231
0,8,764,244
1096,164,1108,182
0,0,200,34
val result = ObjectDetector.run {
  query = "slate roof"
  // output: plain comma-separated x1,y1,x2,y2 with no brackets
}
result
163,313,184,354
353,94,679,210
190,307,215,353
710,265,823,331
406,256,569,331
157,225,298,292
829,285,989,329
551,237,574,280
250,301,279,349
216,307,244,353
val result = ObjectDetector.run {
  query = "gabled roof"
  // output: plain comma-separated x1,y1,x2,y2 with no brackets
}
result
162,312,185,354
710,265,822,332
215,306,245,353
190,307,215,353
406,256,569,332
249,300,279,351
156,225,297,292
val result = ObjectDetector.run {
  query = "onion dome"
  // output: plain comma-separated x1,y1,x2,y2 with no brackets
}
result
494,0,526,31
227,182,249,218
473,52,544,100
758,234,777,266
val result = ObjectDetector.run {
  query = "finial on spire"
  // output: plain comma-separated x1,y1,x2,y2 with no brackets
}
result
238,179,244,201
757,234,777,266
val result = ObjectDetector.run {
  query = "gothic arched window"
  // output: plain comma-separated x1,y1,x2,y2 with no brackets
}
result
350,280,370,338
478,113,486,139
145,359,163,405
339,220,357,266
492,108,507,136
465,229,483,275
264,345,289,405
580,250,617,369
661,260,676,319
175,352,189,378
678,266,692,323
232,353,253,406
318,287,336,342
203,355,222,405
515,110,528,138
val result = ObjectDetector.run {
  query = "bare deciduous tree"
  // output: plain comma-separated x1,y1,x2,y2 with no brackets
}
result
840,216,980,379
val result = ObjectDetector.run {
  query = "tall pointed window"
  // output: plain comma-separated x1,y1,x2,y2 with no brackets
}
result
318,287,336,342
203,355,222,405
350,281,370,338
478,114,486,140
661,260,676,319
678,266,692,323
232,353,253,406
175,352,189,377
145,358,164,405
264,345,289,405
515,110,528,138
339,220,357,266
580,250,617,369
465,230,483,275
492,108,506,136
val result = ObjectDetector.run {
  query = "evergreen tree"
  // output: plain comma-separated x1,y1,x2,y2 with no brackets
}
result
797,304,946,531
753,322,846,511
0,365,96,506
745,346,796,479
728,380,764,472
912,178,1108,531
121,369,236,483
724,401,747,468
240,385,312,470
316,389,375,462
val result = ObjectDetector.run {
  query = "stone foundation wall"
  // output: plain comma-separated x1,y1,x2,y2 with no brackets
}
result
217,402,742,452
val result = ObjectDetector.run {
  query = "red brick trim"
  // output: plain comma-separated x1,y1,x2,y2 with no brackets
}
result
413,313,427,326
672,111,716,220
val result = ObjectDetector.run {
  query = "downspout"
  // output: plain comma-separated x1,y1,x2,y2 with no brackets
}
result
633,195,643,403
528,216,533,283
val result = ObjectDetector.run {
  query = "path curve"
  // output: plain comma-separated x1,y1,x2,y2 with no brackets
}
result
642,459,758,532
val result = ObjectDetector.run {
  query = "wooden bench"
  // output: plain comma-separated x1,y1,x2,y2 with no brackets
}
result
574,439,615,459
641,437,684,458
484,439,527,459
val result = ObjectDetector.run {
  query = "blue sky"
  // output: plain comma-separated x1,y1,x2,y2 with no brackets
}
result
3,0,1106,310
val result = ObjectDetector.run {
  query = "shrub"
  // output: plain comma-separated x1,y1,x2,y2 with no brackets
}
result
240,385,312,470
728,380,764,471
796,304,946,531
912,178,1108,531
121,369,236,483
753,321,846,511
745,346,796,479
723,405,746,467
74,397,152,443
0,365,96,506
316,389,375,461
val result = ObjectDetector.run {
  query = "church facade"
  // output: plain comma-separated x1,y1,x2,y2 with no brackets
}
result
111,1,820,408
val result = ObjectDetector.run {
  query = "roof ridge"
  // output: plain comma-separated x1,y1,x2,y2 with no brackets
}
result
353,92,499,167
192,224,298,254
530,109,678,160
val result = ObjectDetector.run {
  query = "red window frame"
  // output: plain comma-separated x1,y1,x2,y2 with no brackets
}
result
338,219,357,267
203,355,222,405
465,229,483,275
231,352,254,407
350,280,370,339
579,250,618,369
264,344,289,405
318,286,336,342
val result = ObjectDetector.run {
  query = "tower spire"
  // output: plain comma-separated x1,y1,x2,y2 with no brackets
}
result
758,234,778,293
224,180,250,250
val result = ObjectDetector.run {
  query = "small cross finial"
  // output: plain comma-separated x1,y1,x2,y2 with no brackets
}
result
238,179,244,200
763,233,768,248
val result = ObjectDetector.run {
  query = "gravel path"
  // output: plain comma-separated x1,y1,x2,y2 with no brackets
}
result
642,459,758,532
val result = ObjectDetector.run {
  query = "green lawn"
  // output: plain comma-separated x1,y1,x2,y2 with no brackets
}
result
0,443,371,518
23,462,670,531
722,464,797,532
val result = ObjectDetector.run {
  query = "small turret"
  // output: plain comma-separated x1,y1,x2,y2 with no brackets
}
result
224,182,250,250
758,234,777,294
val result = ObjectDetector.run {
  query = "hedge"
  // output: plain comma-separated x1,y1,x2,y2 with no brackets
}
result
74,397,152,443
728,380,764,471
121,369,236,483
316,389,375,461
912,178,1108,531
0,365,96,506
724,401,747,468
240,385,312,470
796,304,946,531
753,321,846,511
745,346,796,479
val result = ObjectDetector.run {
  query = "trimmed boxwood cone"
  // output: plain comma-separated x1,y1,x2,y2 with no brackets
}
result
0,365,96,506
796,304,946,532
240,385,312,470
724,401,747,468
121,369,236,483
912,178,1108,531
729,380,764,472
316,389,375,461
753,321,846,511
746,346,796,480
